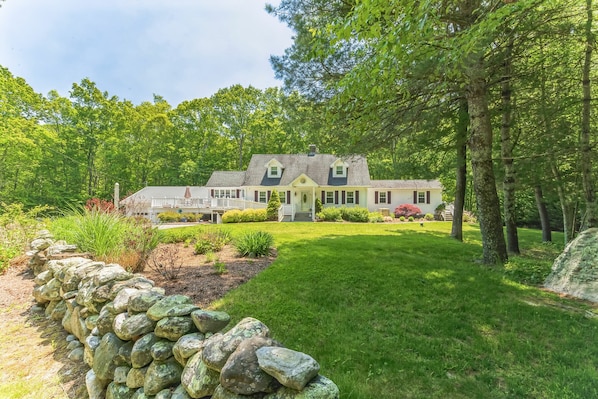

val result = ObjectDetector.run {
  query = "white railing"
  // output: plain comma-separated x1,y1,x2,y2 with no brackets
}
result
210,198,266,210
151,197,267,211
278,205,285,222
151,197,209,208
282,204,294,221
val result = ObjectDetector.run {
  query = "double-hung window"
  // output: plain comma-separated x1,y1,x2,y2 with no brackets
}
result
326,191,334,204
259,191,267,203
346,191,355,204
379,191,387,204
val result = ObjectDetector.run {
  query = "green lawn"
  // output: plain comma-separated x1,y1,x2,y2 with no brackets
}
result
193,222,597,398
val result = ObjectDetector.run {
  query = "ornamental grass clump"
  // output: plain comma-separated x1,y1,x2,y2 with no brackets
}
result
50,207,159,271
234,231,273,257
194,227,232,254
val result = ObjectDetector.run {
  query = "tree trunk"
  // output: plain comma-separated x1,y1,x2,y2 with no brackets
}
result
500,39,520,255
451,99,468,242
466,67,508,264
581,0,597,229
534,185,552,242
551,162,574,244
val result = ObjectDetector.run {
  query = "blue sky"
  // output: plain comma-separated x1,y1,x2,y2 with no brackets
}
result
0,1,293,106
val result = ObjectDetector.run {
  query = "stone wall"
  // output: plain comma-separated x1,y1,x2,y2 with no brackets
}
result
29,231,339,399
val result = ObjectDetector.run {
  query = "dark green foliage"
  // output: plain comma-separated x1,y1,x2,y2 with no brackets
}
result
340,207,370,222
234,231,274,257
317,207,342,221
266,190,282,220
315,198,323,214
318,207,370,222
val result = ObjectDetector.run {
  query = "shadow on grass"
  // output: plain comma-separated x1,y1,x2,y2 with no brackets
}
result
214,228,598,399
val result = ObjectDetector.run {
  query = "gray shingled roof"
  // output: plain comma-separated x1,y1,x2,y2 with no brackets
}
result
241,154,371,187
205,171,247,187
370,179,442,189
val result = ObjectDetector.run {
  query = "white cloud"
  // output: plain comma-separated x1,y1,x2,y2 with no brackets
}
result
0,0,292,105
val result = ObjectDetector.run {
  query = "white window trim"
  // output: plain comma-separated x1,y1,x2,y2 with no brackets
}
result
259,191,267,203
346,191,355,204
326,191,334,204
379,191,387,204
330,159,348,178
418,191,426,204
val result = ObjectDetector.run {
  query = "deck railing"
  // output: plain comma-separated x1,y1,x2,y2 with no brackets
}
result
150,197,266,211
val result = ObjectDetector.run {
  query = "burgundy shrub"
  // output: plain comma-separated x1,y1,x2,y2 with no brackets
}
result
394,204,422,218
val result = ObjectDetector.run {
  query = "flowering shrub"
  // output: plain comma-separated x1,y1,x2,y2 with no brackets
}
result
394,204,422,218
85,198,115,213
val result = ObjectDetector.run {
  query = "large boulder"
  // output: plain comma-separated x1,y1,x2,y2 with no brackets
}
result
202,317,270,372
544,228,598,302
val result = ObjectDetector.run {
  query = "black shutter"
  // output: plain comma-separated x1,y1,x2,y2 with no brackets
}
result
267,190,271,201
355,191,360,204
387,191,391,204
254,191,258,202
211,189,214,198
321,191,325,204
335,191,339,205
375,191,379,204
287,190,291,204
413,191,417,204
342,191,346,204
426,191,430,204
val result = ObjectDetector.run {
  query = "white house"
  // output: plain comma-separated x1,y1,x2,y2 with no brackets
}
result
121,147,443,222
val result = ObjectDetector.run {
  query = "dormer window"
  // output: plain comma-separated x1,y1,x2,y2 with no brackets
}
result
266,158,284,178
331,159,348,178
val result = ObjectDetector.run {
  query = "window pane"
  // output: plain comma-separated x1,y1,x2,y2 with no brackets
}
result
347,191,354,204
336,165,343,175
379,192,386,204
326,191,334,204
418,192,425,203
259,192,267,203
271,166,278,176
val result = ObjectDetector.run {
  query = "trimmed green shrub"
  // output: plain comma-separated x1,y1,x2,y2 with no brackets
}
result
341,207,370,222
369,212,384,223
315,198,323,214
235,231,274,257
399,216,406,221
223,208,267,223
158,211,181,223
181,213,199,222
408,216,415,222
222,209,242,223
266,190,282,221
424,213,434,221
317,207,343,221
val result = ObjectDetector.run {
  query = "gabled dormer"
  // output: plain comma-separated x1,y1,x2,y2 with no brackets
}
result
330,159,349,178
265,158,284,179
